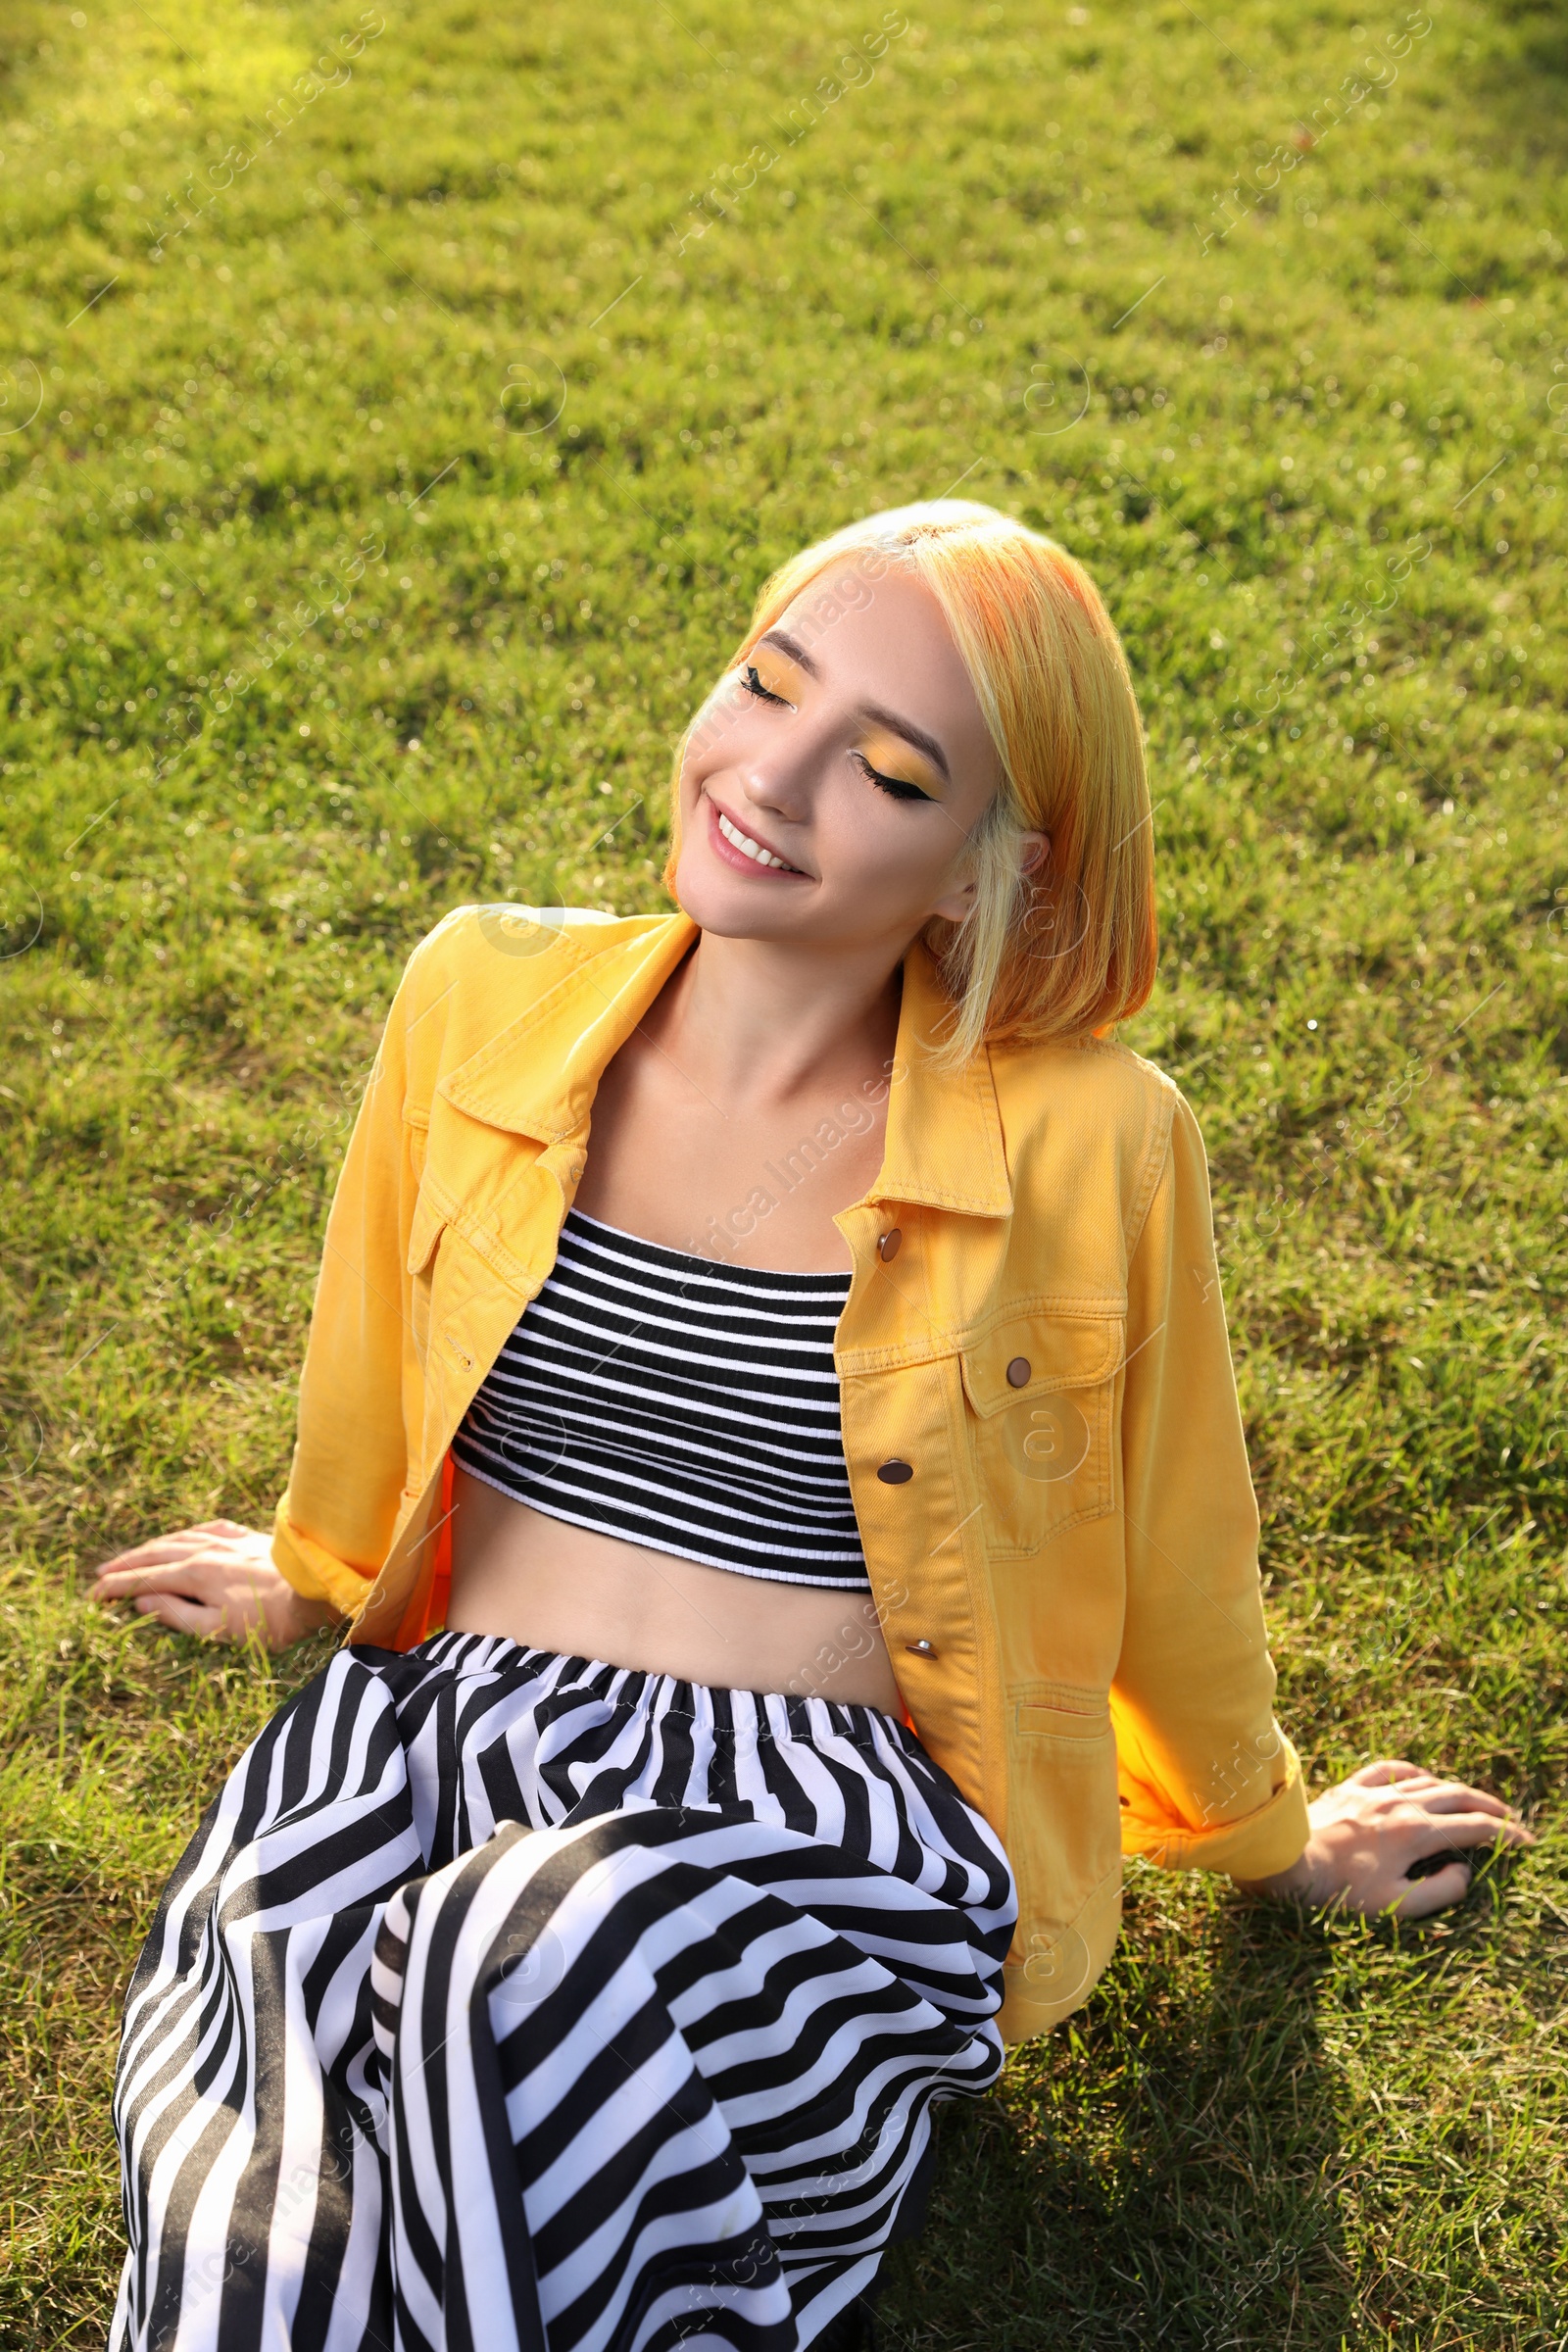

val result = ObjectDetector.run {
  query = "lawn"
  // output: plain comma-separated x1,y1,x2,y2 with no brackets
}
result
1,0,1565,2341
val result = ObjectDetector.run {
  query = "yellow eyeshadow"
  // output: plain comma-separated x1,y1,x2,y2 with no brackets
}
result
744,644,805,700
856,723,944,797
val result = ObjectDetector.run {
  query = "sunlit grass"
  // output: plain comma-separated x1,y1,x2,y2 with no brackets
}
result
0,0,1564,2340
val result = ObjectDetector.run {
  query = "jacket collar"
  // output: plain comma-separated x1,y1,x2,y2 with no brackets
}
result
437,913,700,1143
879,943,1012,1218
438,912,1012,1219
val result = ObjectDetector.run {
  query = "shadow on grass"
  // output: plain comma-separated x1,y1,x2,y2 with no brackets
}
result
880,1894,1349,2351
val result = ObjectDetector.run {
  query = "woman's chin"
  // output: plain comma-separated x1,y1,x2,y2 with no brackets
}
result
670,851,817,940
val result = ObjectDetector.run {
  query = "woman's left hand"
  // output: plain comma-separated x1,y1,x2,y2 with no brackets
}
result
1235,1758,1534,1918
88,1519,338,1647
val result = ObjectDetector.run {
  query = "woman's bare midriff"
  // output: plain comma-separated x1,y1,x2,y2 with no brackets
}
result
446,1465,903,1712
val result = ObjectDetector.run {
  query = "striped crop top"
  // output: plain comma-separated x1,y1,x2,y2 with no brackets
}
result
451,1209,870,1588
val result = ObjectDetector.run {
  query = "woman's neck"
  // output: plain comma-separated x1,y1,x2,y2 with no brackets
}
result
652,927,908,1112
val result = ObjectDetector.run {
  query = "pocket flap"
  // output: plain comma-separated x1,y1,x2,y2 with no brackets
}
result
960,1313,1122,1419
1014,1687,1112,1740
406,1186,449,1276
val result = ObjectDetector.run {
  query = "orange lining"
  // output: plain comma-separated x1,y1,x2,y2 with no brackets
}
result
427,1448,456,1638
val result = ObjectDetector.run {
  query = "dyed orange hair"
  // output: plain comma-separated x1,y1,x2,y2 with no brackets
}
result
665,500,1157,1061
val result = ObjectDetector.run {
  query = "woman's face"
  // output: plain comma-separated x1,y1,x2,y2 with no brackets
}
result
673,566,1041,956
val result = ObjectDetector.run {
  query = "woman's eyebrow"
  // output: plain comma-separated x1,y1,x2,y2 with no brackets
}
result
758,627,819,674
857,702,951,784
758,629,952,785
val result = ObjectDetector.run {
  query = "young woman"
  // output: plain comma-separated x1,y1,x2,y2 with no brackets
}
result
93,502,1525,2352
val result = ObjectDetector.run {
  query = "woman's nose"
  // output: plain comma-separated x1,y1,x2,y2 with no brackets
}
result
732,710,836,815
735,759,803,815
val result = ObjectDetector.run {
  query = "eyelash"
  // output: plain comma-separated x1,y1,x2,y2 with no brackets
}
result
852,750,933,804
738,663,933,803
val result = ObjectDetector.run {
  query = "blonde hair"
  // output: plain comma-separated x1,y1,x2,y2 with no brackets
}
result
664,500,1157,1063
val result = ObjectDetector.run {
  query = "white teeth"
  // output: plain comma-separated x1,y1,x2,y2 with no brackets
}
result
717,808,797,871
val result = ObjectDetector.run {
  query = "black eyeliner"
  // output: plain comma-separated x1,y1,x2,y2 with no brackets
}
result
852,750,935,804
739,662,790,706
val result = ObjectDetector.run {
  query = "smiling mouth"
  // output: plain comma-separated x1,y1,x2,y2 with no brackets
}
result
710,799,807,875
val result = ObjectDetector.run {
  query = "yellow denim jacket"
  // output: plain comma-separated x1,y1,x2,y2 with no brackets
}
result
272,905,1310,2044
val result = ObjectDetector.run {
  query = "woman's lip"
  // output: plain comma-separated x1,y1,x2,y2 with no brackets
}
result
703,793,810,877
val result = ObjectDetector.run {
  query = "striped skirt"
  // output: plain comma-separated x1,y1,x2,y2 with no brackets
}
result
110,1631,1016,2351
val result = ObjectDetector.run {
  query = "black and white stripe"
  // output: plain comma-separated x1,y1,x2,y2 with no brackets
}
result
452,1209,869,1587
111,1635,1014,2351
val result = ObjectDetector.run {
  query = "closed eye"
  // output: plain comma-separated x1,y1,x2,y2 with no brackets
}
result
852,749,935,804
739,662,791,707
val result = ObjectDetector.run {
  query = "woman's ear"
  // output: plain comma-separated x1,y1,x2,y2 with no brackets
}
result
928,871,980,923
929,831,1051,926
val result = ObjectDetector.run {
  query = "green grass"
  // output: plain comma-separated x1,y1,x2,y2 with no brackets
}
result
1,0,1565,2340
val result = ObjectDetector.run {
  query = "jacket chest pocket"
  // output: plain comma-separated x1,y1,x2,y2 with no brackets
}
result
406,1187,449,1366
960,1312,1121,1558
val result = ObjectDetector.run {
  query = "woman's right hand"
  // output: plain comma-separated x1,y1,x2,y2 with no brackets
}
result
89,1519,339,1647
1234,1758,1533,1918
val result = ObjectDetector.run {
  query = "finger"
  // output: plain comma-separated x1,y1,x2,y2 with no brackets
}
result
92,1559,219,1598
1392,1861,1472,1920
1414,1785,1518,1822
1396,1812,1532,1857
1427,1812,1533,1849
1395,1798,1528,1839
92,1530,217,1577
134,1592,224,1638
1348,1759,1434,1788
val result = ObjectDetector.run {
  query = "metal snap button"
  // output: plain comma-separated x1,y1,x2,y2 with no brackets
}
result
905,1638,937,1658
877,1227,903,1261
1006,1355,1031,1388
876,1458,913,1485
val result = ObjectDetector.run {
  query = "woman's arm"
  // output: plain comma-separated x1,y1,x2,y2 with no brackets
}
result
265,942,427,1623
1114,1087,1529,1918
1110,1088,1310,1879
91,925,441,1647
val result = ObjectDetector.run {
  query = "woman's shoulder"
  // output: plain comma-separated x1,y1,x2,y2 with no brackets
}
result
388,901,690,1083
400,900,684,1008
988,1032,1208,1230
411,898,680,970
990,1028,1188,1133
